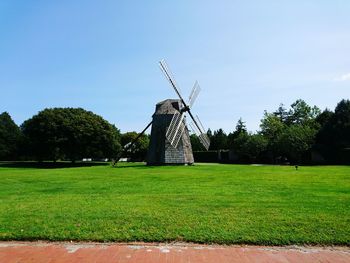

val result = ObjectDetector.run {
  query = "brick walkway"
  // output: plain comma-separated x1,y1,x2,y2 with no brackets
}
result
0,242,349,263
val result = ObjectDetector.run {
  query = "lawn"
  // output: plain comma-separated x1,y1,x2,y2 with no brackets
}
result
0,162,349,245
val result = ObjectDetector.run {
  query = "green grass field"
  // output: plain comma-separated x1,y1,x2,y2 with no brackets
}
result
0,163,349,245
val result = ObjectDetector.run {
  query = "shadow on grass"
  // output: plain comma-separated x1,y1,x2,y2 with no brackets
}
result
113,162,155,169
0,161,110,169
113,162,190,169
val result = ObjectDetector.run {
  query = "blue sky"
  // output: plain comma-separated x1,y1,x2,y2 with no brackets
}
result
1,1,349,133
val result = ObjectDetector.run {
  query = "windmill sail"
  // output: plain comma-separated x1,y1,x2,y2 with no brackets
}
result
160,59,210,151
188,81,201,108
166,111,186,149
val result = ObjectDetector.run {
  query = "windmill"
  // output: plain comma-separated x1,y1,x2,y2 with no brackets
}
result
113,60,210,165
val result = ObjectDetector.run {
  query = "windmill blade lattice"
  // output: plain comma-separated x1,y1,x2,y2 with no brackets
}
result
188,81,201,108
166,111,186,149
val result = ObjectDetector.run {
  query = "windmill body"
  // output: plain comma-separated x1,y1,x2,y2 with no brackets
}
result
147,99,194,165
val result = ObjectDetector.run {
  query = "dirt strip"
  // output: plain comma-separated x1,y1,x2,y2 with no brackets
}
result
0,242,349,263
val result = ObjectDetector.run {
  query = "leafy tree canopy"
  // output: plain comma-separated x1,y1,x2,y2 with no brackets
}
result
277,124,317,163
209,128,228,150
285,99,321,127
21,108,121,161
120,132,149,161
227,118,247,149
190,134,205,151
315,100,350,163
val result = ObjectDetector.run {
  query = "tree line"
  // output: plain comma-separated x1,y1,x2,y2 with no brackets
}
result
191,99,350,164
0,107,151,162
0,98,349,164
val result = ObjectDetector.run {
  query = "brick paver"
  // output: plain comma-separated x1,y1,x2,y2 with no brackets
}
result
0,242,349,263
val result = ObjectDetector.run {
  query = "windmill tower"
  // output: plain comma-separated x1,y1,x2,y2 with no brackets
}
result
147,99,194,164
147,60,210,165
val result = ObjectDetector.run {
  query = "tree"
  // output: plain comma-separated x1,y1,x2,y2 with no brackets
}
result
315,108,333,127
21,108,121,162
121,132,149,161
273,104,288,123
332,99,350,145
228,118,247,149
260,112,285,140
277,124,317,163
315,100,350,163
260,112,285,160
0,112,22,160
234,118,247,134
285,99,321,127
190,134,204,151
209,129,228,150
333,100,350,163
206,128,213,140
230,131,249,161
260,100,321,163
245,134,268,162
233,133,267,163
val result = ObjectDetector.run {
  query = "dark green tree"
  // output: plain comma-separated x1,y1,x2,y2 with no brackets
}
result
233,132,267,162
230,131,249,160
245,134,268,162
285,99,321,127
315,108,333,127
316,99,350,163
277,124,317,163
121,132,149,161
273,104,288,123
21,108,121,162
228,118,247,149
235,118,246,134
209,129,228,150
0,112,22,160
260,100,321,163
206,128,213,140
190,134,204,151
260,112,285,160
